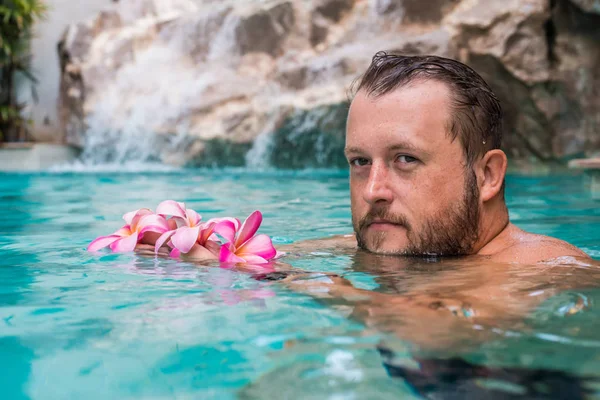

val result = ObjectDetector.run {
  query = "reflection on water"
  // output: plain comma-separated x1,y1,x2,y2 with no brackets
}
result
0,170,599,399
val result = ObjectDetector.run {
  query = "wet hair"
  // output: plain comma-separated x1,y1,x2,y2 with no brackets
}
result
354,52,503,167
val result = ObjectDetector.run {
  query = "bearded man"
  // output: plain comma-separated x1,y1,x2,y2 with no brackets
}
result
322,52,589,263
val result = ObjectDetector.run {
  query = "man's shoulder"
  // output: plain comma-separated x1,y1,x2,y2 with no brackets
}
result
487,228,589,264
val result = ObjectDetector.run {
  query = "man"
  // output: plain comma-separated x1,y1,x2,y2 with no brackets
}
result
274,52,596,353
272,52,597,393
296,52,589,263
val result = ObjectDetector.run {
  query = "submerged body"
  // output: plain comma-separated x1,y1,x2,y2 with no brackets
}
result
277,239,597,352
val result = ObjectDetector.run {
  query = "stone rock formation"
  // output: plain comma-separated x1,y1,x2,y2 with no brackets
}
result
57,0,600,167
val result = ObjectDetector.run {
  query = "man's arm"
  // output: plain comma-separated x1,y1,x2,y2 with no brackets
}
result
279,272,525,352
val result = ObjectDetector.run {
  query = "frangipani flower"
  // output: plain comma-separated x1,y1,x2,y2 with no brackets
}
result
88,202,280,270
88,209,170,253
218,211,277,264
156,200,201,228
155,217,233,260
154,200,204,255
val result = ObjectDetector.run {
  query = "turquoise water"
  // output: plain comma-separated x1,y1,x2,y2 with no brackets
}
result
1,170,600,399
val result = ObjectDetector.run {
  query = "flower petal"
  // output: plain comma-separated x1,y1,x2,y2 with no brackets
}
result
154,230,176,253
156,200,187,219
237,234,276,260
235,211,262,248
113,226,132,237
207,217,241,232
170,248,181,258
213,220,237,243
87,235,120,252
186,209,202,226
138,214,170,235
110,232,139,252
129,209,154,230
123,209,140,226
219,243,247,263
197,222,215,245
171,226,201,254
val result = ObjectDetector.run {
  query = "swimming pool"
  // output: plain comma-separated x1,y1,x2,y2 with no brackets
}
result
1,169,599,399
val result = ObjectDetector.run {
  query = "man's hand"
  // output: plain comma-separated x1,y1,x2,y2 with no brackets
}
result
135,243,169,257
135,243,220,261
180,243,220,262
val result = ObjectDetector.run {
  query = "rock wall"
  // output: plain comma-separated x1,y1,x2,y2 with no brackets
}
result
58,0,600,167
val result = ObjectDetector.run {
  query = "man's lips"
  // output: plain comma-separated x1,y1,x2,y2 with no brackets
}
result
367,220,403,230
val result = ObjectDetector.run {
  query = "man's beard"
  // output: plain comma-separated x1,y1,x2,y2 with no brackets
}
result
353,169,480,257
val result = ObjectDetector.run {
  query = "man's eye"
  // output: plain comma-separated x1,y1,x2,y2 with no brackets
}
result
350,158,370,167
396,155,418,164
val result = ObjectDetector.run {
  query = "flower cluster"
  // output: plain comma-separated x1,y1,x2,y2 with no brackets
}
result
87,200,278,264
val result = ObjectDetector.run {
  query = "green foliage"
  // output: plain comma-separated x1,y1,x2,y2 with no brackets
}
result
0,0,47,143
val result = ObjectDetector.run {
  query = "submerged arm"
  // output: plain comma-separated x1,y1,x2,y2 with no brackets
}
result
276,269,557,352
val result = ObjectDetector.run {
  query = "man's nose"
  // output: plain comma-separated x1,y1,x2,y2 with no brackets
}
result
363,162,394,205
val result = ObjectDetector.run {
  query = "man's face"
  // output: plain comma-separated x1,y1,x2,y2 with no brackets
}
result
345,80,481,256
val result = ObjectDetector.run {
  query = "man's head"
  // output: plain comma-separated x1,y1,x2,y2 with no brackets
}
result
346,52,507,256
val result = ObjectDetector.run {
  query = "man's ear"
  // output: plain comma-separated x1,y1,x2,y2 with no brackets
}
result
477,149,507,202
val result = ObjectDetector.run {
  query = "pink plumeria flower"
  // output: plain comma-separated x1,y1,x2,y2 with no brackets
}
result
156,200,202,228
154,200,204,255
218,211,277,264
155,216,232,260
87,209,170,253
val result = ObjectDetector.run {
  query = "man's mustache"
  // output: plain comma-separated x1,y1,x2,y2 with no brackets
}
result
357,208,411,232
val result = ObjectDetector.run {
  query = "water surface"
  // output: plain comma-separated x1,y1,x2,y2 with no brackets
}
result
1,169,599,399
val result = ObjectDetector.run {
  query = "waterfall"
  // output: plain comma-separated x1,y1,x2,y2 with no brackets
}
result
79,45,217,166
61,0,391,170
75,1,234,168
